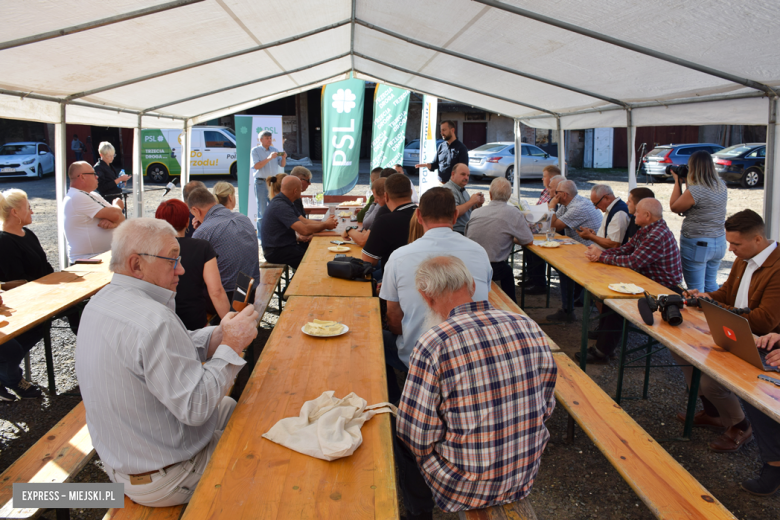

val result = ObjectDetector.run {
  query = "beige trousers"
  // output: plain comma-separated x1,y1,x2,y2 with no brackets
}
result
106,396,236,508
671,353,744,428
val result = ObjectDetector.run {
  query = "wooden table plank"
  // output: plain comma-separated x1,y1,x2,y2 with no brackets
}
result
182,296,398,520
526,236,670,300
605,298,780,423
0,252,113,344
285,237,373,298
487,282,560,352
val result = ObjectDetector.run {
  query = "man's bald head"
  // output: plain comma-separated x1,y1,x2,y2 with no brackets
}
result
68,161,92,179
67,161,98,191
635,197,663,227
280,175,302,200
183,180,206,203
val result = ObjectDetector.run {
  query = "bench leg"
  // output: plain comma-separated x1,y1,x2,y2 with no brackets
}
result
24,353,32,381
642,338,653,399
55,508,70,520
680,368,701,440
43,320,56,395
545,264,551,308
579,290,591,371
615,317,629,404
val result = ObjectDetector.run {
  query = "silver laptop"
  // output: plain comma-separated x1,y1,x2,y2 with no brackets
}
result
699,299,779,372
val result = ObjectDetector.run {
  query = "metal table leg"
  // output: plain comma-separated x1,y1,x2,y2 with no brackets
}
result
579,290,591,371
681,368,702,440
615,317,629,403
42,319,56,395
520,250,527,309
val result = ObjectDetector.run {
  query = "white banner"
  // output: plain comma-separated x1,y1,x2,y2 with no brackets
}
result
418,95,439,195
248,115,283,226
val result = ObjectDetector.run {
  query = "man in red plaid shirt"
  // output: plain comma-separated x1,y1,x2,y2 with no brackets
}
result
395,255,557,517
581,198,683,362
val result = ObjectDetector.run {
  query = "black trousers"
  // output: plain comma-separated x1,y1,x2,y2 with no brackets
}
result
263,244,307,269
393,419,435,515
491,260,517,304
525,250,547,287
743,400,780,463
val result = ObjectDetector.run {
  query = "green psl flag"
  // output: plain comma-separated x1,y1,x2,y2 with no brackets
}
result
322,78,365,195
370,85,410,169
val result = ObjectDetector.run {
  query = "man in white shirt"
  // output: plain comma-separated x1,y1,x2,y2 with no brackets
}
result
576,185,630,250
251,131,286,236
63,161,124,262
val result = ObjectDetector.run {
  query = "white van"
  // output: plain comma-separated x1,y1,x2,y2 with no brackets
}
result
142,126,237,183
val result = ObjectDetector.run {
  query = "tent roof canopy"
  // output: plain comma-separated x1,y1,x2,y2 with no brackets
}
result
3,0,779,129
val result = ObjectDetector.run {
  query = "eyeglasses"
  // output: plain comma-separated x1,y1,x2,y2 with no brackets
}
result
593,195,607,208
81,172,97,176
139,253,181,270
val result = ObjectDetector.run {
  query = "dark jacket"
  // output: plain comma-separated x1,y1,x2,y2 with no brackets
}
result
94,159,122,201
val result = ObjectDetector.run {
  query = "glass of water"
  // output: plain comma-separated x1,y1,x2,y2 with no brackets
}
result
546,227,556,242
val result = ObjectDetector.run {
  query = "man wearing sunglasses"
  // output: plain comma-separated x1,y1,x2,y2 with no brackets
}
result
63,161,125,262
76,218,260,507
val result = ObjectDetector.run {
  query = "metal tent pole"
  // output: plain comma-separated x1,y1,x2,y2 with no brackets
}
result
765,96,779,241
182,123,192,189
626,109,637,190
55,103,68,270
133,115,144,218
557,117,566,178
513,119,521,201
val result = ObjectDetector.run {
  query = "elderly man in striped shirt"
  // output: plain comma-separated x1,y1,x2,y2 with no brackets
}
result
395,255,557,518
76,218,260,507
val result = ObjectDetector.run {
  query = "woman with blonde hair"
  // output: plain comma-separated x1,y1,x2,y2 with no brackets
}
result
408,208,424,243
212,181,236,210
266,173,288,199
670,150,728,292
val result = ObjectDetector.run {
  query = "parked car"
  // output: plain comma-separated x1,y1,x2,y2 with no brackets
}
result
142,126,238,183
402,138,444,175
0,142,55,179
641,143,724,179
468,142,558,183
712,143,766,188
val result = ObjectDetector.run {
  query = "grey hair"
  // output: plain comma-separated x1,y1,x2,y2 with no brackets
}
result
260,131,272,139
415,255,475,299
98,141,115,155
591,184,613,199
290,166,312,180
549,174,565,187
110,218,176,272
489,177,512,202
558,179,578,197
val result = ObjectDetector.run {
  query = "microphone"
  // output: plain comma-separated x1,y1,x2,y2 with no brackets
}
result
163,182,176,196
637,297,655,326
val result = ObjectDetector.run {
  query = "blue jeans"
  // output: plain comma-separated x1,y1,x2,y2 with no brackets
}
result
680,235,726,293
254,179,269,236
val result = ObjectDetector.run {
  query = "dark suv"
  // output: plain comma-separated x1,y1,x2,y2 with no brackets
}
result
641,143,724,179
712,143,766,188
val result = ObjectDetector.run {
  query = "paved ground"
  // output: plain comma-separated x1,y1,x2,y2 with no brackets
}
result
0,165,775,519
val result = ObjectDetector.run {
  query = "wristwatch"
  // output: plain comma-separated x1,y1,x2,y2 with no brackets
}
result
345,226,358,233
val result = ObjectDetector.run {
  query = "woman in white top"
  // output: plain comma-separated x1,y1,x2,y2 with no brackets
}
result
669,150,728,292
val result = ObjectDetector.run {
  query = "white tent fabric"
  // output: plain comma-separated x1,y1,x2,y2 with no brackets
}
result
2,0,779,261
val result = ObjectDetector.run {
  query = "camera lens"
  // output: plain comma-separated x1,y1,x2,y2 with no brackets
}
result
665,305,683,326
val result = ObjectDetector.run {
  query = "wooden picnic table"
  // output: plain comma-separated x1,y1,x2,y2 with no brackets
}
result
284,237,373,298
605,298,780,437
522,236,671,371
182,296,398,520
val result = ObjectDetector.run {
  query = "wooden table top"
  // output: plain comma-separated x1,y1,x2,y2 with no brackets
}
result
526,236,671,300
182,296,398,520
0,252,113,344
285,237,373,298
605,298,780,423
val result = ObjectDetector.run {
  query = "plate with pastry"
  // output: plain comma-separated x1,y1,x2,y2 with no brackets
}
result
302,319,349,337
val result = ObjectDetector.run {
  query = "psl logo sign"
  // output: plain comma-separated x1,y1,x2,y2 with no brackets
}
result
332,89,356,113
331,88,358,166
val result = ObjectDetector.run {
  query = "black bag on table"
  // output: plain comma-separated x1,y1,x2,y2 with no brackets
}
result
327,257,373,282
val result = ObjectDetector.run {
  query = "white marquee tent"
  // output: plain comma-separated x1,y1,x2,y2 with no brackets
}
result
3,0,780,267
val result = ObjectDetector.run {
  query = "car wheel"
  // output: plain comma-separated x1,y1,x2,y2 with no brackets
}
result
741,167,762,188
230,162,237,179
36,165,42,179
505,166,514,184
147,164,169,183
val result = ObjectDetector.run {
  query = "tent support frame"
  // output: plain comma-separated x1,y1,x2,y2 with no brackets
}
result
133,115,144,218
557,117,566,178
55,103,68,270
765,96,779,240
513,119,521,201
626,108,636,189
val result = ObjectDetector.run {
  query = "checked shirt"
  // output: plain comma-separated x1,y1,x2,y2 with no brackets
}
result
598,218,683,291
396,301,557,512
536,187,552,205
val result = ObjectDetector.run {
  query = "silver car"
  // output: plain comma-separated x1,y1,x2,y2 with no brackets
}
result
468,142,558,183
402,138,444,175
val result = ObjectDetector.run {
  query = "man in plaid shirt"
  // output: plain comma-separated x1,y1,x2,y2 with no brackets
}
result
396,256,557,517
581,198,683,362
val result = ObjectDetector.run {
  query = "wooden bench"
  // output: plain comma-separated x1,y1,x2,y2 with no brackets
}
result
0,402,95,520
487,282,560,352
459,501,537,520
553,352,736,519
102,497,184,520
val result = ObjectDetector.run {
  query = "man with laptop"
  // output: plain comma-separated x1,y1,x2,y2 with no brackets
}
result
676,209,780,454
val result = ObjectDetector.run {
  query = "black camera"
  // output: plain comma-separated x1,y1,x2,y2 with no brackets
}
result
665,164,689,178
638,292,697,326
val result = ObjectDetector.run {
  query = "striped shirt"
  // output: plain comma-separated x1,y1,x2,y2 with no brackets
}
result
556,194,603,246
681,182,728,238
397,301,557,512
76,274,246,474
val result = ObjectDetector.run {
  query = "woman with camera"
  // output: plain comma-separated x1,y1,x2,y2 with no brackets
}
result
669,150,728,293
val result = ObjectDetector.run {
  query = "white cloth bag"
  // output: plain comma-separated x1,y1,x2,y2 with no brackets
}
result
262,391,396,461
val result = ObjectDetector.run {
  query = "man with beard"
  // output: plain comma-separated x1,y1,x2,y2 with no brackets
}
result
395,255,557,518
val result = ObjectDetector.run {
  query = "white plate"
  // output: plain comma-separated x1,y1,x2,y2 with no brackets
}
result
608,283,644,294
301,324,349,337
328,246,351,252
539,241,561,248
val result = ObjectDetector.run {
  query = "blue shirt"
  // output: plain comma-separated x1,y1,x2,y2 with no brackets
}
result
260,193,301,249
250,145,281,180
379,227,493,367
192,204,259,292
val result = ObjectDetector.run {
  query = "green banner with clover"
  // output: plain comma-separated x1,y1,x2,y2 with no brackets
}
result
370,84,410,170
321,78,365,195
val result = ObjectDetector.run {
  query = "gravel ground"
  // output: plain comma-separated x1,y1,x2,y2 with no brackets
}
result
1,166,774,519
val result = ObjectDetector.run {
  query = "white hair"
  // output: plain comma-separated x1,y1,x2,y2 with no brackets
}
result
558,180,578,197
591,184,614,199
549,174,565,187
98,141,115,155
489,177,512,202
415,255,475,299
110,218,176,272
